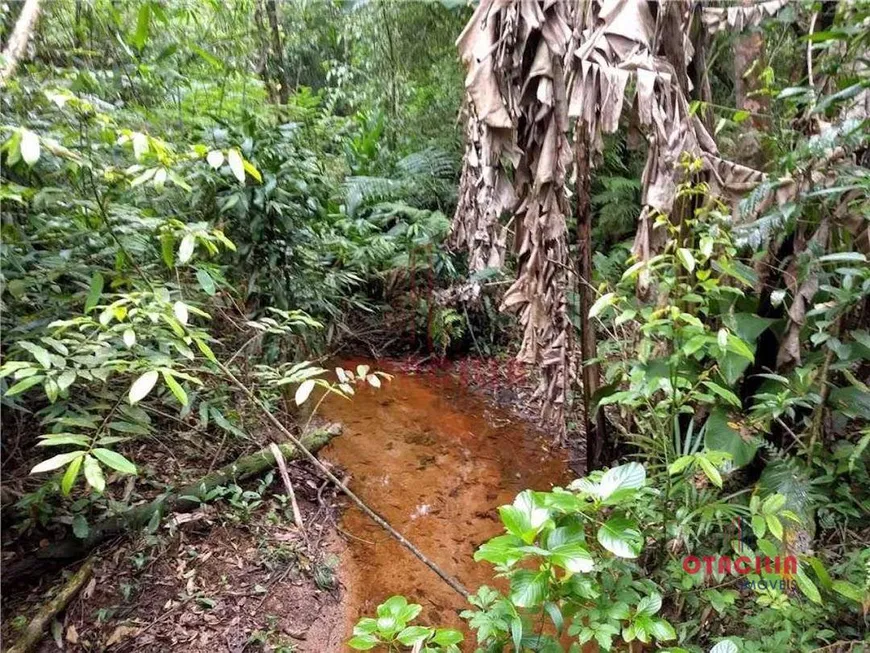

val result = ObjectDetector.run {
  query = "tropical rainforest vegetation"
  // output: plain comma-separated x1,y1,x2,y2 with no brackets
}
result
0,0,868,652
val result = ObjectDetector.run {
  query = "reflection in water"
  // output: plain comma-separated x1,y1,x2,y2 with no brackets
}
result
320,362,571,647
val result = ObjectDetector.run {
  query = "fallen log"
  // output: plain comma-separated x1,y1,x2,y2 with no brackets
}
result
3,428,336,586
7,558,94,653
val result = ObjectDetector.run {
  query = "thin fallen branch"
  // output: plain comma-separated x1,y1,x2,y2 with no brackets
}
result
269,442,304,531
215,359,471,599
7,558,94,653
4,430,336,586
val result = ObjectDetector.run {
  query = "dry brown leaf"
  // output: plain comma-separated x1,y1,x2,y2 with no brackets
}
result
106,624,139,647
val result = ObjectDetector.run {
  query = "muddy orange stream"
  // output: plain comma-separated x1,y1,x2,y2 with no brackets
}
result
320,362,571,648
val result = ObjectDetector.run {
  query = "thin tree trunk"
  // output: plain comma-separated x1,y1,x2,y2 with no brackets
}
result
575,121,605,471
253,0,276,103
0,0,41,86
264,0,289,104
379,0,399,125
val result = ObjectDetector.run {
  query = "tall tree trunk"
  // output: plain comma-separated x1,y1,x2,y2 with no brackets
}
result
265,0,289,104
0,0,41,86
733,1,770,167
254,0,276,103
575,121,606,471
379,0,398,147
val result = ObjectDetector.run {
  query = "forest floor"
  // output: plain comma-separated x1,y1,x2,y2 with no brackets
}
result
2,446,348,652
1,355,572,653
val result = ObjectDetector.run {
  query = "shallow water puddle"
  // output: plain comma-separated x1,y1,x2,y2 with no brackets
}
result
320,362,571,647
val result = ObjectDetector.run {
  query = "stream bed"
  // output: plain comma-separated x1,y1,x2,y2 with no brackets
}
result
320,362,572,646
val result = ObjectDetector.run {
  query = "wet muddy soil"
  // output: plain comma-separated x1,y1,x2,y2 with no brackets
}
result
321,362,572,643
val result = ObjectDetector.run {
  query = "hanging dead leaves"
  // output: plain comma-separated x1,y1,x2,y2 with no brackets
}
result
449,0,769,441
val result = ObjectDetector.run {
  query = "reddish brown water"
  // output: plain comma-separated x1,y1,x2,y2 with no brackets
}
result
320,362,571,649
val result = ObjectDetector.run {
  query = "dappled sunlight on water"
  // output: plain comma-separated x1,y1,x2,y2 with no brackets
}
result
321,361,571,648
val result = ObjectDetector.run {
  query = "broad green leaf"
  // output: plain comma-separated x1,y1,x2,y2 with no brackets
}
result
242,159,262,183
132,132,148,160
123,329,136,348
702,381,741,408
499,490,549,543
762,493,786,513
5,375,45,396
173,301,189,325
131,2,151,50
765,514,783,540
20,128,40,165
162,371,188,406
396,626,432,646
160,233,175,268
432,629,463,646
206,150,224,169
795,564,822,604
153,167,167,191
61,455,83,495
196,269,216,296
549,542,594,573
194,337,217,363
649,618,676,641
589,292,616,319
697,456,723,488
832,580,864,603
57,369,76,392
474,534,525,566
30,450,84,474
227,148,245,183
72,514,89,539
636,593,662,616
710,640,739,653
807,556,832,589
597,516,643,558
38,434,91,447
726,335,755,363
704,409,756,468
178,234,196,264
129,370,159,404
597,462,646,501
677,248,695,273
91,449,137,476
818,251,867,264
377,596,408,618
44,378,58,403
510,617,523,652
751,514,766,538
295,379,316,405
190,44,221,69
83,454,105,492
130,167,156,187
20,341,52,369
669,455,695,475
352,618,377,636
347,634,379,650
682,335,708,356
509,569,549,607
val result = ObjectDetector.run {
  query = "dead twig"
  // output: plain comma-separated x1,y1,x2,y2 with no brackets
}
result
269,442,305,532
